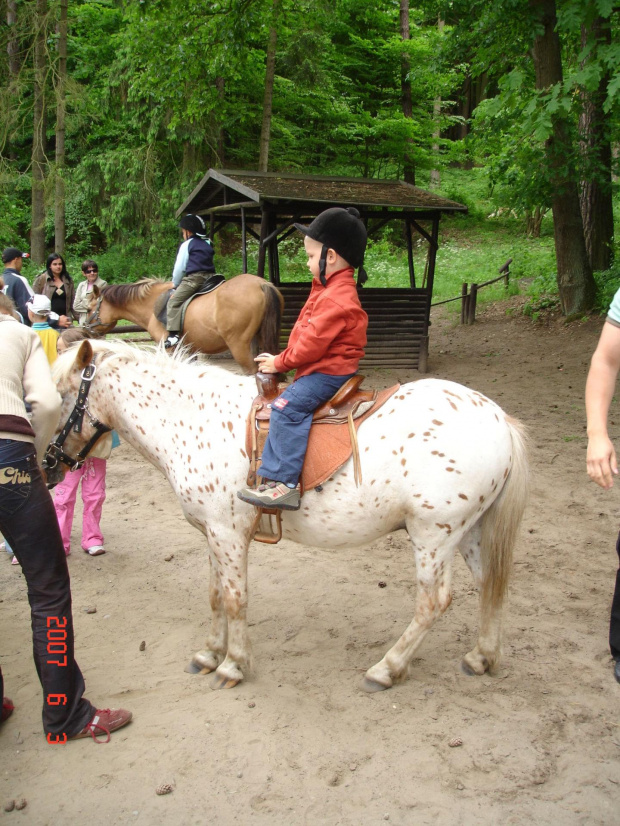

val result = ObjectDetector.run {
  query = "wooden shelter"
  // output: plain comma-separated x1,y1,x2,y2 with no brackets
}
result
177,169,467,371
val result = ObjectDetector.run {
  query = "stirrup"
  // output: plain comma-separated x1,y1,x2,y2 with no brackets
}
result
164,334,180,349
251,507,283,544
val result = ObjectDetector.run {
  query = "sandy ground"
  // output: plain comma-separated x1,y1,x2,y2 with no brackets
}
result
1,298,619,825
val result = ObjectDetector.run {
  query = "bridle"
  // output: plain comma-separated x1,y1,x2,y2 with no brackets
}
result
43,362,112,474
84,294,108,334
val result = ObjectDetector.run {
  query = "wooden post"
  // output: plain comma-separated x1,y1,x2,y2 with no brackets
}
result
499,257,512,288
405,217,415,288
241,207,247,272
257,209,269,278
461,282,468,324
468,283,478,324
418,335,428,373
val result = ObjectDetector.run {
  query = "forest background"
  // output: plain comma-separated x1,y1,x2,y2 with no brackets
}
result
1,0,619,317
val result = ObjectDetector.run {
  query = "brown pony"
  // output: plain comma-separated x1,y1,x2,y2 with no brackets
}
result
85,274,283,373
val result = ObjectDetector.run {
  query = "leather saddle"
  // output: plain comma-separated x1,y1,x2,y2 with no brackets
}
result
246,373,379,491
154,274,225,325
245,373,400,544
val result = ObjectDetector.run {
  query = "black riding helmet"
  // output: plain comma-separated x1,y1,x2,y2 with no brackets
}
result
294,207,367,286
179,213,207,236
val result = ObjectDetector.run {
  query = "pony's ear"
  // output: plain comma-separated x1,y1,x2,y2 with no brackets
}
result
75,340,93,370
92,285,100,298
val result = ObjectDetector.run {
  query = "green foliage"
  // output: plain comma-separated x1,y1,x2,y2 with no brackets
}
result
594,263,620,313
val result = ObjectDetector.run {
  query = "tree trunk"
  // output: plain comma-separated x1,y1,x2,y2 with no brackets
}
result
215,75,226,166
399,0,415,184
31,0,48,265
579,16,614,272
7,0,20,77
530,0,596,316
54,0,68,255
429,16,444,188
258,0,279,173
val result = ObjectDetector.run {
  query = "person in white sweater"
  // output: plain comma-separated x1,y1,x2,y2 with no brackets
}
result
72,260,107,326
0,307,132,742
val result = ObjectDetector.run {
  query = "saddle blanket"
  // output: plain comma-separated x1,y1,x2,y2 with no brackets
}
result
246,384,400,491
155,274,225,326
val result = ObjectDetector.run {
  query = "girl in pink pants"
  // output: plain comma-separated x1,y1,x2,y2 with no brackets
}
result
53,457,107,556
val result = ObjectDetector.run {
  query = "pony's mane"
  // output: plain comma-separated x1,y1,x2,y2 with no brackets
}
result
52,337,230,385
101,278,169,308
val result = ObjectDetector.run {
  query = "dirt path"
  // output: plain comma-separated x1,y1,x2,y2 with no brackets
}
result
1,301,618,825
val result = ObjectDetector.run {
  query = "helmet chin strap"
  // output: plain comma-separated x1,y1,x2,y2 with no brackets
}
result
319,244,329,287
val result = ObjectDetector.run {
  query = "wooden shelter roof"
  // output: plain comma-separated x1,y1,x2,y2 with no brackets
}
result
176,169,467,217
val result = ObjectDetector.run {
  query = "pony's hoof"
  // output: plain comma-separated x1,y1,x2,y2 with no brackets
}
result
461,654,487,676
361,676,391,693
210,674,240,690
184,660,211,675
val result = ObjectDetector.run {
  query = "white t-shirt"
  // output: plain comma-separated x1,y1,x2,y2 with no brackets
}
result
607,288,620,326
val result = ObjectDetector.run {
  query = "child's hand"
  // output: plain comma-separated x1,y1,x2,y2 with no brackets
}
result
255,353,278,373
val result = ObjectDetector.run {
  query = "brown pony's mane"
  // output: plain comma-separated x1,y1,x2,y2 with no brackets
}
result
101,278,169,308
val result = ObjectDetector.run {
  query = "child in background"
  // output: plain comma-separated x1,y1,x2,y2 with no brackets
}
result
27,294,59,365
53,328,111,557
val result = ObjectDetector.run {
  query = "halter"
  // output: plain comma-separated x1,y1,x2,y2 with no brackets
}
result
43,363,112,473
84,294,107,334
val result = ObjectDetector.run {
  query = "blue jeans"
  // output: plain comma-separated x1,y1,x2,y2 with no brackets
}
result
0,440,94,740
258,372,355,487
611,533,620,661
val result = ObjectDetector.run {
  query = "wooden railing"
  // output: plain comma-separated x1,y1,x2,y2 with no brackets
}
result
431,258,512,324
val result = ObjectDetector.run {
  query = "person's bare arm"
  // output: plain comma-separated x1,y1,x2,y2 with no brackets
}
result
586,321,620,488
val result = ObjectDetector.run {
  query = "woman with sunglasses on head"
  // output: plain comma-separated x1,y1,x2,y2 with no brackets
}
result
32,253,77,329
73,261,107,326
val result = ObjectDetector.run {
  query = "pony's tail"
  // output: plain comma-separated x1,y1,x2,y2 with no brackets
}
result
480,415,529,612
255,282,283,356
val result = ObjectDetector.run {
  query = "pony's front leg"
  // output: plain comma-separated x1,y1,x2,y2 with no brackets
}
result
363,528,457,692
191,556,228,673
204,528,252,690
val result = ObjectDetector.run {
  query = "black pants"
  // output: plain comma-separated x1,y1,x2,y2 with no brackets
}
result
0,440,94,740
611,533,620,661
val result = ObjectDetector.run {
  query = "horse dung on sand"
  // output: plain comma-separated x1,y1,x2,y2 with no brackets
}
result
48,338,529,692
85,274,283,374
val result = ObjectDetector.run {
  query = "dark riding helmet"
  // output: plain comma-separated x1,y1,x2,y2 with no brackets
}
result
294,207,367,287
294,207,367,269
179,214,206,236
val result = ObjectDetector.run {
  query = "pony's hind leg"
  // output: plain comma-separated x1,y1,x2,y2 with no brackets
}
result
363,525,457,692
458,522,504,676
226,336,258,375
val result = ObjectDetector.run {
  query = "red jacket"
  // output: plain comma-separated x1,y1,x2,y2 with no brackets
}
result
274,267,368,379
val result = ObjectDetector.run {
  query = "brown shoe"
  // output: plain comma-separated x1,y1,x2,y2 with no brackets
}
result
69,708,132,743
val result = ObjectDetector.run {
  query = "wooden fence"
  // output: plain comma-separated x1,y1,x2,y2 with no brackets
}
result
431,258,512,324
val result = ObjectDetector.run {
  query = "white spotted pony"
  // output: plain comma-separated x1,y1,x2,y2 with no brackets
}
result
50,339,529,692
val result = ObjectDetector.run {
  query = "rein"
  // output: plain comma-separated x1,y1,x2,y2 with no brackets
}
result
44,362,112,473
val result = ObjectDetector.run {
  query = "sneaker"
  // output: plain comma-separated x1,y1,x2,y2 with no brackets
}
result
85,545,105,556
163,334,180,350
11,556,19,566
68,708,132,743
1,698,14,724
237,481,301,511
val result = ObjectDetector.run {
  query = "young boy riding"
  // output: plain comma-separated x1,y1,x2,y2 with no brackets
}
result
163,214,216,349
237,206,368,511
